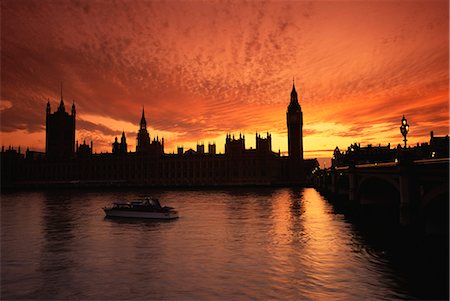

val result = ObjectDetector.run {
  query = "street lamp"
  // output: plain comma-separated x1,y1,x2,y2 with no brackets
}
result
400,115,409,148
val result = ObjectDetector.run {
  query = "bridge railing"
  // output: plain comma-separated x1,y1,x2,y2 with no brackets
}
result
355,162,398,169
335,162,398,170
413,158,450,165
333,157,449,171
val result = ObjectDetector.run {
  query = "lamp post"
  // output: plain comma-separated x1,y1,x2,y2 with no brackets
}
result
400,115,409,148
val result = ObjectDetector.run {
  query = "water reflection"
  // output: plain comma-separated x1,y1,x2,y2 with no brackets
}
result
1,188,445,300
37,192,78,299
1,192,45,299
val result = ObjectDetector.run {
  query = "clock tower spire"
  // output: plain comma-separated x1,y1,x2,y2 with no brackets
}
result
286,81,303,160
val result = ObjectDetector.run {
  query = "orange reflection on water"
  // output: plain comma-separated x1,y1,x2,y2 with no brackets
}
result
266,188,387,300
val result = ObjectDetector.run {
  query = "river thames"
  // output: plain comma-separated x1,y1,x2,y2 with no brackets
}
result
1,188,447,300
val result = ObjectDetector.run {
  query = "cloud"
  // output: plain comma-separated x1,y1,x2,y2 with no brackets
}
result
0,100,13,111
77,119,121,137
0,0,448,156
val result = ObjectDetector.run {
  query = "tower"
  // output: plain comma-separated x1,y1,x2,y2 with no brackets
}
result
45,87,76,160
256,132,272,154
113,131,128,154
112,137,120,154
120,131,127,153
136,107,151,152
286,82,303,160
225,133,245,155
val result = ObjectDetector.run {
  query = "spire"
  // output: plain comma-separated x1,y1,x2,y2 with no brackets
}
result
58,82,65,112
71,100,76,115
289,80,299,107
291,81,298,102
288,79,301,111
140,106,147,130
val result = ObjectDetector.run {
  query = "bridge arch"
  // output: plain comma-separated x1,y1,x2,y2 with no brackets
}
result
357,175,400,204
420,184,449,237
421,183,449,210
357,175,401,224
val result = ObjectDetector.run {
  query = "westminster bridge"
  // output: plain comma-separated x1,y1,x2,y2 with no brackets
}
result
314,157,449,231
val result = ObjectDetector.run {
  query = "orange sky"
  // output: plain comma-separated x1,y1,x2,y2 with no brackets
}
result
1,0,448,163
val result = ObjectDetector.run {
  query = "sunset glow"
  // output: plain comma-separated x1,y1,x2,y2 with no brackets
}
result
1,0,448,161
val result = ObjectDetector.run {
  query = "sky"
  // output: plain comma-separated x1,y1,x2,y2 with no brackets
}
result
1,0,448,164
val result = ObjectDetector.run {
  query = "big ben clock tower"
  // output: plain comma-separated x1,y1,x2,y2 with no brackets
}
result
287,82,303,161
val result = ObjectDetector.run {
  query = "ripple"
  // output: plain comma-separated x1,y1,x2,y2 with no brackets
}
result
0,188,440,300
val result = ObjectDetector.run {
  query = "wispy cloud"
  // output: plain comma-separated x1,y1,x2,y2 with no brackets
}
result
1,0,448,156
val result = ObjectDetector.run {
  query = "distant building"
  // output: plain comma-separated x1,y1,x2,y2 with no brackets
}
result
208,143,216,155
332,143,395,167
112,132,127,155
287,83,303,160
1,84,319,188
136,108,151,152
430,131,450,158
77,140,93,158
332,131,450,168
286,83,305,182
136,108,164,156
45,90,75,160
0,146,24,185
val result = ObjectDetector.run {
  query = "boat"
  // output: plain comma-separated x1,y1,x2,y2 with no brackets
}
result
103,198,178,219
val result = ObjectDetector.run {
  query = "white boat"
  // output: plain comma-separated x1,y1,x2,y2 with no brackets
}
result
103,198,178,219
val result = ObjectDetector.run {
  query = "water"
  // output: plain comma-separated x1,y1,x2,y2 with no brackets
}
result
1,188,447,300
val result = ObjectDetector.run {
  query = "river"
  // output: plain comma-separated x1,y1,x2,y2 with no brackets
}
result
1,188,447,300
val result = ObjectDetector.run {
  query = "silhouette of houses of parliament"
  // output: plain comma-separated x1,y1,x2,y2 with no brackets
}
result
1,84,319,188
46,89,75,160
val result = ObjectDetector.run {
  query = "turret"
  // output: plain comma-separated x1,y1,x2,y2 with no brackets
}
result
136,107,151,153
140,107,147,130
112,137,119,154
57,100,65,112
58,83,65,113
46,100,51,115
120,131,128,153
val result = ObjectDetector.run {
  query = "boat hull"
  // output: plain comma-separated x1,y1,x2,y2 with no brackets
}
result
104,209,178,219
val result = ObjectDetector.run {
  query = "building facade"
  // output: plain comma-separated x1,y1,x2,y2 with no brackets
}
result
45,94,76,160
1,85,317,188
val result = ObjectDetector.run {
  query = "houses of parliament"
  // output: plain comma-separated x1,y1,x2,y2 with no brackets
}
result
1,84,318,188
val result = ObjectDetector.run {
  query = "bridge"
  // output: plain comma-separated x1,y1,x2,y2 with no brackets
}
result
315,157,449,230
